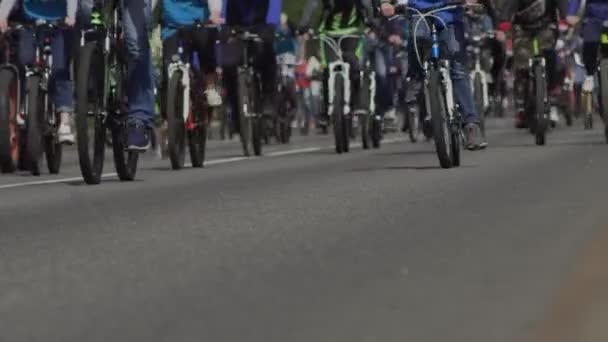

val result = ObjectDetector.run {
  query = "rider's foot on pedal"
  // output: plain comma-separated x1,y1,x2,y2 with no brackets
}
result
465,123,483,151
583,75,595,93
127,120,151,152
58,112,75,145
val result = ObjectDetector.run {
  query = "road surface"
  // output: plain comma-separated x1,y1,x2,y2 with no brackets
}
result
1,119,608,342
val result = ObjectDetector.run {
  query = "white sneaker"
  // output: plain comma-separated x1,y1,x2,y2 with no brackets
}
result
205,87,222,107
550,106,560,125
58,112,75,144
385,108,397,121
583,75,595,93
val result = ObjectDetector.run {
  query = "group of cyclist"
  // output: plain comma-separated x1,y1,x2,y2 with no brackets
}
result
0,0,607,180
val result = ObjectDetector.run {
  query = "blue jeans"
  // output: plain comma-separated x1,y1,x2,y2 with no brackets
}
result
19,27,74,113
411,21,479,124
80,0,155,127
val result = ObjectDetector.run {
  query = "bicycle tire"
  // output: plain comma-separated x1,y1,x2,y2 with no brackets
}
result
361,114,370,149
473,73,486,139
188,120,207,168
333,74,346,154
237,69,252,156
25,76,43,176
371,115,381,149
44,127,62,174
534,64,547,146
166,71,186,169
428,69,452,169
0,69,19,173
76,42,107,184
111,65,139,181
600,59,608,143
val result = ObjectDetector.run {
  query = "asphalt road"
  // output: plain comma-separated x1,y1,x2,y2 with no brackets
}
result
1,119,608,342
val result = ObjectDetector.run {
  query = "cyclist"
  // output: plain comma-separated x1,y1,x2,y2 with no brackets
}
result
406,0,485,150
567,0,608,97
79,0,156,151
368,0,408,126
496,0,569,129
220,0,282,132
0,0,77,144
158,0,223,128
299,0,375,122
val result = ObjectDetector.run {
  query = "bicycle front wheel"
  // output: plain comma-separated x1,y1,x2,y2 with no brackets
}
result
25,76,44,176
166,71,186,169
76,42,107,184
428,69,452,169
533,64,548,146
332,74,347,154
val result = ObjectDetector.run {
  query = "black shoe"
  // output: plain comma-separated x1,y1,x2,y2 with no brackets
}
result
126,121,151,152
464,123,483,151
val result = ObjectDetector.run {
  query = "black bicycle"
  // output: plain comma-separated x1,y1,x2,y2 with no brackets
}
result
164,22,217,169
231,28,265,156
0,25,21,173
22,22,64,176
75,2,138,184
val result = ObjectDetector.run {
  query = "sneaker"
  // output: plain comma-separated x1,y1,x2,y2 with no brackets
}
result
126,121,151,152
58,112,75,144
464,123,483,151
583,75,595,93
550,106,560,126
385,108,397,122
205,87,222,107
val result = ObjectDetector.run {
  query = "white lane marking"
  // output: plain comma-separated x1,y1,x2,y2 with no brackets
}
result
0,137,410,190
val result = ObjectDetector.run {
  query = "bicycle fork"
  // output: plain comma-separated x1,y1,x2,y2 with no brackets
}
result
328,61,351,117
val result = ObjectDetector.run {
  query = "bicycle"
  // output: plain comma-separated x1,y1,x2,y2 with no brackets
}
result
164,22,218,170
230,28,265,157
522,32,550,145
359,44,380,149
409,2,473,168
313,32,366,154
582,19,608,140
466,28,494,141
275,51,297,144
22,21,65,176
0,25,21,173
75,2,139,185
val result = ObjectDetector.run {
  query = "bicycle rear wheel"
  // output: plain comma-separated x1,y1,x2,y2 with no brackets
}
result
0,68,19,173
428,69,452,169
534,64,548,146
166,71,186,169
600,59,608,143
237,69,252,156
44,118,62,174
76,42,107,184
25,76,43,176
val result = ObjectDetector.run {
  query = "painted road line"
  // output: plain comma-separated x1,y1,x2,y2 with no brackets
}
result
0,137,410,190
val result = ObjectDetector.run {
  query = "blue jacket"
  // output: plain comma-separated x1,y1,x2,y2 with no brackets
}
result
408,0,463,26
161,0,210,40
223,0,282,27
569,0,608,19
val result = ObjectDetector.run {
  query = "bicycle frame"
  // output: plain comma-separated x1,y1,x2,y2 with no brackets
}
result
234,30,264,118
24,23,56,126
317,34,362,116
167,38,192,123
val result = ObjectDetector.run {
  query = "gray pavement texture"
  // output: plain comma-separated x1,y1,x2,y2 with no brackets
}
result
1,119,608,342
